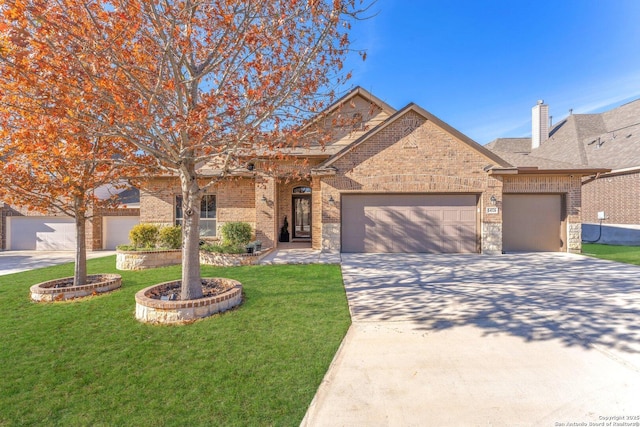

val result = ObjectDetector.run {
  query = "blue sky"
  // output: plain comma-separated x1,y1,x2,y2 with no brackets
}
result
343,0,640,144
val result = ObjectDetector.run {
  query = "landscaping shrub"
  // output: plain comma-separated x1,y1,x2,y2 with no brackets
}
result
201,243,246,254
220,222,252,247
128,223,160,249
159,225,182,249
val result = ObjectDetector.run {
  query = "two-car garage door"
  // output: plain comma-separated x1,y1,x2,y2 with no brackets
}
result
7,215,139,250
7,217,77,250
341,194,478,253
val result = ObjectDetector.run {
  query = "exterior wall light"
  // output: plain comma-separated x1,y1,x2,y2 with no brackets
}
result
490,195,497,205
328,195,335,204
261,195,267,203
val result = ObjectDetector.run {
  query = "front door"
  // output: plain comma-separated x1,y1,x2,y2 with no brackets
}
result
292,195,311,239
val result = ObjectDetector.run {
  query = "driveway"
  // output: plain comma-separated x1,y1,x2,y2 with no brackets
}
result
302,253,640,426
0,251,116,276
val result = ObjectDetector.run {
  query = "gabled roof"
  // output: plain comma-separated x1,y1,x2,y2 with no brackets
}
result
318,102,511,169
320,86,396,118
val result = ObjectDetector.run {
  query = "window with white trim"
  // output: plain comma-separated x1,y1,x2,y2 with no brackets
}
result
176,195,216,237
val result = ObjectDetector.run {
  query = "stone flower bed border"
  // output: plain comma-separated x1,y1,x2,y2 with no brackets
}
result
135,278,243,324
199,248,273,267
30,274,122,302
116,249,182,270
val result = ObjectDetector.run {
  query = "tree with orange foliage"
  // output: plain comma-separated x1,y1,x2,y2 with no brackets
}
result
0,9,145,286
0,106,140,286
0,0,368,299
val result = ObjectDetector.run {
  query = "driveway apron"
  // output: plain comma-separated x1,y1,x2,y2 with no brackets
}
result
302,253,640,426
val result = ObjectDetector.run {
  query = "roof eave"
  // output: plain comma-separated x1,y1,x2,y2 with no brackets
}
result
489,167,611,176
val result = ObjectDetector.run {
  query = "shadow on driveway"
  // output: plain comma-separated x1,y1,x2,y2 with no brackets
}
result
341,252,640,360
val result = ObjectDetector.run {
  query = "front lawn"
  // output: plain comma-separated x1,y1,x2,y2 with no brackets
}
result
582,243,640,266
0,257,350,426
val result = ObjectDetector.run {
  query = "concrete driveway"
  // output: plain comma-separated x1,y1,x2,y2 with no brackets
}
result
302,253,640,426
0,251,116,276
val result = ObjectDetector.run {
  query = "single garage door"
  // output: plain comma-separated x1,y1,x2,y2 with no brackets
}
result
503,194,562,252
341,194,478,253
103,216,140,250
7,216,76,250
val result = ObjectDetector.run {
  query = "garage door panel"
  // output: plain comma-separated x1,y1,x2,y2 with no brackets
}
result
103,216,140,250
342,194,478,253
503,194,562,252
8,217,76,250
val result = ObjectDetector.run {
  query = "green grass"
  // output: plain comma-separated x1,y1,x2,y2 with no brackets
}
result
582,243,640,266
0,257,351,426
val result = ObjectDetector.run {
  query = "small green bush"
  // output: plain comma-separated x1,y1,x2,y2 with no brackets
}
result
159,225,182,249
201,243,246,254
220,222,252,247
115,244,136,251
129,223,160,249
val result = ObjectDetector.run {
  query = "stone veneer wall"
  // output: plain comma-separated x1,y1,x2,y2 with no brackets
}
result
134,278,242,324
30,274,122,302
116,250,182,270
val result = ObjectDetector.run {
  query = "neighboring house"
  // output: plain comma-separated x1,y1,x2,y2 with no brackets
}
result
0,187,140,251
140,87,606,254
487,99,639,245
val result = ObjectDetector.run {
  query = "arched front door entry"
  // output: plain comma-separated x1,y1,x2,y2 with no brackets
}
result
292,186,311,239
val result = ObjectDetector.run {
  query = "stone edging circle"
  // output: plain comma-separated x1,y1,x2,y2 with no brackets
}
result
134,278,243,325
30,274,122,302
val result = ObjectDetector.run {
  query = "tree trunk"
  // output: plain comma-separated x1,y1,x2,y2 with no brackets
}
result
179,166,204,300
74,215,88,287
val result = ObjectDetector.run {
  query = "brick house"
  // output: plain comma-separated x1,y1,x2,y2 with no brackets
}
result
487,99,639,245
139,87,606,254
0,187,140,251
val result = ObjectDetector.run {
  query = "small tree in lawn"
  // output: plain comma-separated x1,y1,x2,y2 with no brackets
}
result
0,115,137,286
1,0,369,299
0,8,145,287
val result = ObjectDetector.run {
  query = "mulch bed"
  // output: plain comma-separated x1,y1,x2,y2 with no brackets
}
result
44,275,114,289
147,279,234,301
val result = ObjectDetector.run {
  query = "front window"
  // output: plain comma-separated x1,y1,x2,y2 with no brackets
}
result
176,195,216,237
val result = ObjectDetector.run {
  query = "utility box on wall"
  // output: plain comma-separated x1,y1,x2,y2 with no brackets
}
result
597,211,606,220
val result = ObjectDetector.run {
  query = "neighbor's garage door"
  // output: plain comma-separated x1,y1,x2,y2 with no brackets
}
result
7,217,76,250
341,194,478,253
103,216,140,250
503,194,562,252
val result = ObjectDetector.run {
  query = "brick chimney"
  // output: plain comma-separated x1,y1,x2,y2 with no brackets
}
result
531,100,549,150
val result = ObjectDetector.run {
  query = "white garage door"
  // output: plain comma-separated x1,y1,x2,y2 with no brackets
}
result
8,217,76,250
103,216,140,250
341,194,478,253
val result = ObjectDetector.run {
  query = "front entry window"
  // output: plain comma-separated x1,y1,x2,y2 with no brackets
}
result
292,186,311,239
176,195,216,237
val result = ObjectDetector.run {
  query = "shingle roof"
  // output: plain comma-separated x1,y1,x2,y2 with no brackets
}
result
486,98,640,171
485,138,532,154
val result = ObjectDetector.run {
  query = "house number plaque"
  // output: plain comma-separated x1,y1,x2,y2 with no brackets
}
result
486,207,499,214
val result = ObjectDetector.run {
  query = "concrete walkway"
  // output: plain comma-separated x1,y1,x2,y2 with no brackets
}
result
259,248,341,265
302,253,640,426
0,250,116,276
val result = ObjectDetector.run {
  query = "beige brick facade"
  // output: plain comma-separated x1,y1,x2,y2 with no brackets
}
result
1,88,590,254
582,171,640,224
